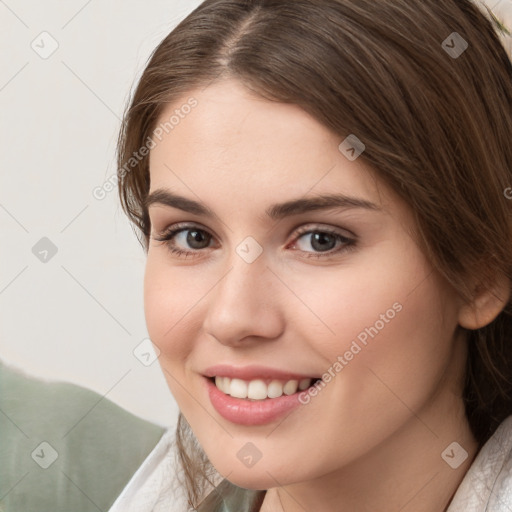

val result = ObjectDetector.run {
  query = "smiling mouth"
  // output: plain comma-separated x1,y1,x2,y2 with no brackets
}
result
207,375,322,400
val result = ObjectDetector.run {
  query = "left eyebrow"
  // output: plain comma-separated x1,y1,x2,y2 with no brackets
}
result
144,189,381,220
266,193,381,219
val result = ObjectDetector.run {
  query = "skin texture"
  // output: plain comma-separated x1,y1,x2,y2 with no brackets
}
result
144,78,507,511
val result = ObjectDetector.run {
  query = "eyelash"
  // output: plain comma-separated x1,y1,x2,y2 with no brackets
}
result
152,222,357,260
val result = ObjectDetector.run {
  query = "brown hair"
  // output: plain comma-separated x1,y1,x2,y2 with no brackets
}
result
117,0,512,508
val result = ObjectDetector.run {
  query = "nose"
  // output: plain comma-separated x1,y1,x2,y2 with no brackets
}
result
202,249,285,347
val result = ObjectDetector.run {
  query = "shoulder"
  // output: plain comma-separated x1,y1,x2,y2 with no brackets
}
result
0,358,166,511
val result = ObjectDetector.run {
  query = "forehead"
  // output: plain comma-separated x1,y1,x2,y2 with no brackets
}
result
148,78,390,212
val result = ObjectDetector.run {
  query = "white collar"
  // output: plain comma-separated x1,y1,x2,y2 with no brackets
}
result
447,415,512,511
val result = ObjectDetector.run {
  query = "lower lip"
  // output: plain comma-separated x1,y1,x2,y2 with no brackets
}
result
204,377,306,426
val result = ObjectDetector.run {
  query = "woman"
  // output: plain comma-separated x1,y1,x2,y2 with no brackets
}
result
109,0,512,510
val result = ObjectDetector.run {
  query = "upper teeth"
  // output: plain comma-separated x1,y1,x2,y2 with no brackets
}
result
214,376,313,400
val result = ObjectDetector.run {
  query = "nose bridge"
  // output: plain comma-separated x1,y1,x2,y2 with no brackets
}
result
214,241,269,310
216,233,268,295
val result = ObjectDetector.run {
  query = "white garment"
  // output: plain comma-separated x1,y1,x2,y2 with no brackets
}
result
447,415,512,511
109,415,512,512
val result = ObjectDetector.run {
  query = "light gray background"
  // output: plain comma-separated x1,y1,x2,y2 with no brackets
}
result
0,0,203,429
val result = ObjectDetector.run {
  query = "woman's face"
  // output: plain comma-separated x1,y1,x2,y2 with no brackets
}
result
145,78,468,490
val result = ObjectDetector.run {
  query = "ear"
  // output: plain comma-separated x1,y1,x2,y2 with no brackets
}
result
458,273,511,330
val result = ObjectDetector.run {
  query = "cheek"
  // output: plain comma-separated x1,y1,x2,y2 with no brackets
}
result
143,259,205,412
282,241,439,355
288,244,459,413
143,256,200,362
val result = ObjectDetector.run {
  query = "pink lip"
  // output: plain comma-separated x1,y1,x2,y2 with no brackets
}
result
204,376,305,426
202,364,318,381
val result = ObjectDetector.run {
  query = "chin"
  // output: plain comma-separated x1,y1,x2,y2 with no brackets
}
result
211,456,305,490
220,471,275,491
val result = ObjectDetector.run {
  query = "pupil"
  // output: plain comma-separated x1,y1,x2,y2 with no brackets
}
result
311,232,335,252
187,230,209,249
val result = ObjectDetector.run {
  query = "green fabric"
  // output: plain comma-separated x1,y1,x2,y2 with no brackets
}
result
0,359,166,512
197,479,267,512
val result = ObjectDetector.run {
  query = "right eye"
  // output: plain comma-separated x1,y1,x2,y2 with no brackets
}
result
152,223,215,258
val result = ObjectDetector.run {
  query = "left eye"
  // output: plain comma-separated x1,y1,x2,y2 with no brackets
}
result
288,227,356,258
292,230,348,253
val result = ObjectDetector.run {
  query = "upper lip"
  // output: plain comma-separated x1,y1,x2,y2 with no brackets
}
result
202,364,319,381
